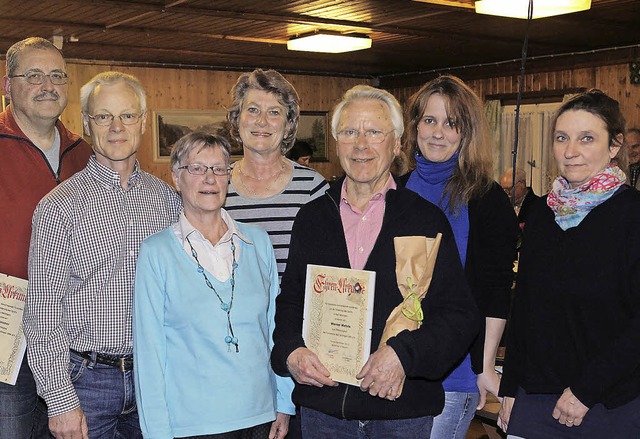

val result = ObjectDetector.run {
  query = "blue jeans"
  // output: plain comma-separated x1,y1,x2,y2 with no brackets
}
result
0,358,49,439
69,352,142,439
300,406,433,439
430,391,480,439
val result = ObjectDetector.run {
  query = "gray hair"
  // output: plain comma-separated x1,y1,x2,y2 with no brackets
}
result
6,37,64,77
501,167,526,184
331,85,404,140
170,132,231,172
80,71,147,114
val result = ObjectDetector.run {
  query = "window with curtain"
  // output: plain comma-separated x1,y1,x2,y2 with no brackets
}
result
497,102,561,195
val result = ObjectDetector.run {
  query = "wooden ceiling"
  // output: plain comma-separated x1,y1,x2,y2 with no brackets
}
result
1,0,639,81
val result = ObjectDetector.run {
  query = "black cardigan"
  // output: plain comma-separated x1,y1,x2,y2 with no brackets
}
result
518,187,540,225
399,174,519,374
271,177,481,420
465,182,519,373
500,187,640,409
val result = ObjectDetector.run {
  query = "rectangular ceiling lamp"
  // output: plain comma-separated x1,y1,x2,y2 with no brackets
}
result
475,0,591,19
287,32,372,53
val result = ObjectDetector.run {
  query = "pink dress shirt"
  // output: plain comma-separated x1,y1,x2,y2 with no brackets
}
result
340,174,396,270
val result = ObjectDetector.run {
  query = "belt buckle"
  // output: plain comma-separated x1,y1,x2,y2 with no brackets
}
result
118,357,126,373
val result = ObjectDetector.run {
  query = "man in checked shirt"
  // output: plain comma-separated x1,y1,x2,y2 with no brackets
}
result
24,71,181,439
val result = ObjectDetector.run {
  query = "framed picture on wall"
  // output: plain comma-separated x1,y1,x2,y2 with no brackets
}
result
152,109,234,162
298,111,329,162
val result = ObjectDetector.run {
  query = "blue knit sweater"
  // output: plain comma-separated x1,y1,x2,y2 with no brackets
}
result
133,222,294,438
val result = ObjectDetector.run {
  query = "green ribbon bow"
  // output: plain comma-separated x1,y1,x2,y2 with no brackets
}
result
401,276,424,324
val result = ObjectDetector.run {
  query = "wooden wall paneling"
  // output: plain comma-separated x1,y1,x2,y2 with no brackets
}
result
4,57,639,181
384,62,640,185
3,61,372,184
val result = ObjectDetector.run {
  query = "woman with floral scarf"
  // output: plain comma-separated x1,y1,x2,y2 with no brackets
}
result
498,90,640,438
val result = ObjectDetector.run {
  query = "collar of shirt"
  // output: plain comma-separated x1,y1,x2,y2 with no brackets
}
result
172,209,252,281
340,174,396,270
86,154,142,189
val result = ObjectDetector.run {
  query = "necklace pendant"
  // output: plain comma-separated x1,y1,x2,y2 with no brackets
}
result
220,302,231,312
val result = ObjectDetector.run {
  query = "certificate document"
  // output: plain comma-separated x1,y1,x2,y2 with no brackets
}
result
302,264,376,386
0,273,27,385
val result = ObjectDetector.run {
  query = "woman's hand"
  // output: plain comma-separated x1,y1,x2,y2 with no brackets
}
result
497,396,514,433
286,347,337,387
269,412,290,439
552,387,589,427
476,368,502,409
356,345,406,401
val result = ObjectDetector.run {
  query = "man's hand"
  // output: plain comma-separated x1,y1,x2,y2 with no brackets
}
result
269,412,290,439
552,387,589,427
286,347,337,387
49,407,89,439
356,345,405,401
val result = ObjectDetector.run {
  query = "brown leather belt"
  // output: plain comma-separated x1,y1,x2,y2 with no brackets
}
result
71,350,133,372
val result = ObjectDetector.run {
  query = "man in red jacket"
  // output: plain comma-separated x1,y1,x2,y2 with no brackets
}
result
0,37,91,438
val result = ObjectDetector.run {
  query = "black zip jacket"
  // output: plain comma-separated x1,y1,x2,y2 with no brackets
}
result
271,176,481,420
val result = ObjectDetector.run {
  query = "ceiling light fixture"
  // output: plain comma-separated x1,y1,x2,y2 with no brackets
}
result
475,0,591,19
287,31,372,54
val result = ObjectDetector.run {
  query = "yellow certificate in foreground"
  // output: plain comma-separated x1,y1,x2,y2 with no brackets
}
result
0,273,27,385
302,264,375,386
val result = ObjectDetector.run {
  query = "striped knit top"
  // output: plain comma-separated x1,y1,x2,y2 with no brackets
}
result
225,159,329,279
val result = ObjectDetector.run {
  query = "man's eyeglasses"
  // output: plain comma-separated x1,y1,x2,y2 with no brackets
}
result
86,113,145,126
336,129,394,144
10,70,68,85
178,164,231,176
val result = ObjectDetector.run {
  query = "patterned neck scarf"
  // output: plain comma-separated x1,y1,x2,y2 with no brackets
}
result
547,165,626,230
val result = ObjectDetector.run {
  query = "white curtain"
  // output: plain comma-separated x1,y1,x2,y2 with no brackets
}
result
499,103,561,195
484,100,502,177
499,110,534,185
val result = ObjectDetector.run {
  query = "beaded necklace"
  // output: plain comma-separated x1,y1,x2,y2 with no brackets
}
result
186,236,239,352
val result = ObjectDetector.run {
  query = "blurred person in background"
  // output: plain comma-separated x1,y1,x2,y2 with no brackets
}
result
286,139,314,167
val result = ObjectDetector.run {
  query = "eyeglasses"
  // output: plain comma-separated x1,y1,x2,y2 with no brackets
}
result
86,112,145,126
336,129,394,144
178,164,231,176
10,70,69,85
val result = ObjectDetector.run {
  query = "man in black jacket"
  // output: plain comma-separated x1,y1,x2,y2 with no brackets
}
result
626,128,640,188
271,85,480,439
500,167,540,227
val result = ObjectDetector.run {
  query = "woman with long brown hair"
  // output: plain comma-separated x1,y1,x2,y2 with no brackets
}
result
400,74,519,438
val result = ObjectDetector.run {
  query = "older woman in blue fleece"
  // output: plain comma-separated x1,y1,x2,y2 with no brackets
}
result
133,132,293,439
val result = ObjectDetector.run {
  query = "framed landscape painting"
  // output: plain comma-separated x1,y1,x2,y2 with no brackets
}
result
298,111,329,162
152,109,234,162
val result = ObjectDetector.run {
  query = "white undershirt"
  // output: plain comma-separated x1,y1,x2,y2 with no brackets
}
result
172,209,251,281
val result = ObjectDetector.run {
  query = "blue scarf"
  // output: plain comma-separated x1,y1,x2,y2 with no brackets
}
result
406,153,470,266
